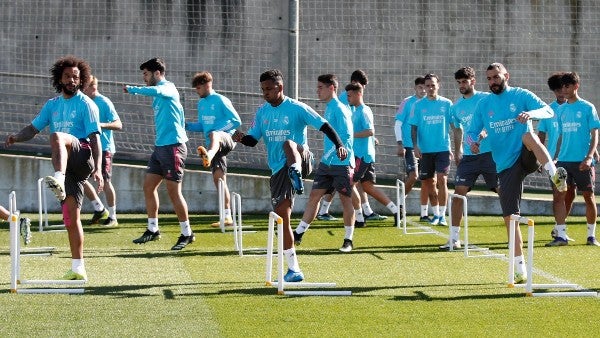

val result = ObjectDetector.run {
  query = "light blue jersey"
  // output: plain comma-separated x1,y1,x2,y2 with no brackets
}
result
451,91,491,155
338,90,355,112
126,79,188,146
247,96,326,175
186,89,242,147
395,95,419,147
537,100,562,158
557,98,600,162
408,95,453,153
32,91,100,140
352,103,375,163
467,86,553,173
93,93,120,153
322,97,354,167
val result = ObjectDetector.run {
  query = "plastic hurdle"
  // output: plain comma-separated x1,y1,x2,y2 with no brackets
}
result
231,192,265,256
396,179,435,235
265,212,351,296
9,191,85,294
37,177,66,232
447,193,503,258
507,214,597,297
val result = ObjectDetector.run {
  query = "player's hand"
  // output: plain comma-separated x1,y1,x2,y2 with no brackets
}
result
337,147,348,161
93,171,104,193
397,144,405,157
122,85,129,93
374,137,380,146
580,157,593,171
232,130,245,142
5,134,17,148
516,112,531,123
470,142,480,155
414,146,422,159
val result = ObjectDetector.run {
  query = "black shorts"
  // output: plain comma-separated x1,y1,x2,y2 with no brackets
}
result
556,161,595,192
209,131,235,175
498,145,539,217
353,157,376,183
419,151,450,180
147,143,187,182
312,163,353,197
268,149,314,208
455,152,498,191
65,137,94,208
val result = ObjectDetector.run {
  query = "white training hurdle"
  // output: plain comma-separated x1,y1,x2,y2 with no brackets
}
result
396,179,435,235
508,214,597,297
9,191,85,294
231,192,265,256
37,177,66,232
447,193,503,258
265,212,351,296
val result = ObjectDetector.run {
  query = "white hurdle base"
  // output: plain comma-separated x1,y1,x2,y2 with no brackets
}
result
447,193,503,258
231,192,267,256
508,215,597,297
265,212,351,296
10,191,85,294
37,177,66,232
396,179,435,235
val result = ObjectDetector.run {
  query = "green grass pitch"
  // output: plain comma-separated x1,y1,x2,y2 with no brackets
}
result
1,212,599,337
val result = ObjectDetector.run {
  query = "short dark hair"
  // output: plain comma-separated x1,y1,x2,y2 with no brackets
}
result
191,71,213,87
547,72,564,91
140,57,166,74
424,73,439,82
350,69,368,86
260,69,283,84
561,72,580,86
414,77,425,85
318,74,338,90
454,67,476,80
345,82,363,93
50,55,92,93
487,62,507,73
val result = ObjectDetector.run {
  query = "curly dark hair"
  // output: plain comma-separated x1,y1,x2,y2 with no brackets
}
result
50,55,92,93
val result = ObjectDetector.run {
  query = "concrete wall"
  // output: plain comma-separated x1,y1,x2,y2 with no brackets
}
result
0,154,590,218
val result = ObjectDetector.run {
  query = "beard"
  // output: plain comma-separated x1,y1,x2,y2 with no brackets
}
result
61,83,79,96
489,80,506,94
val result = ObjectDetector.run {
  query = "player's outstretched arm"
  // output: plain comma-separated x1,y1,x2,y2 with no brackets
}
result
5,124,39,148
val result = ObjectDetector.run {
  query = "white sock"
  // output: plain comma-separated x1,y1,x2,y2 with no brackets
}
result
355,209,364,222
296,220,310,234
108,206,116,219
72,258,85,273
515,255,526,275
588,223,596,238
554,224,567,240
91,198,104,212
386,201,399,214
147,218,159,233
362,202,374,216
54,171,66,185
420,205,428,217
544,161,557,177
440,205,447,217
180,220,192,236
319,200,331,215
284,248,300,272
344,225,354,240
451,226,460,242
432,205,440,217
224,209,232,218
